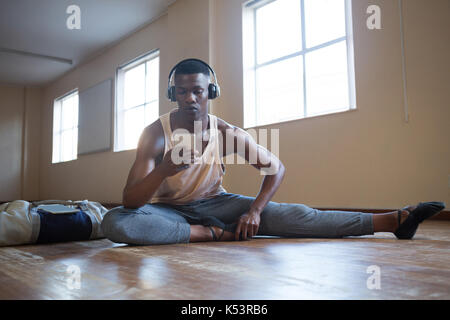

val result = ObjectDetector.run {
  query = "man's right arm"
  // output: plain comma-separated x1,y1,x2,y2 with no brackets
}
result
122,123,166,209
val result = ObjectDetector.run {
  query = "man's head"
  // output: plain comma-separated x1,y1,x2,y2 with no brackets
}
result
174,61,209,118
168,59,219,119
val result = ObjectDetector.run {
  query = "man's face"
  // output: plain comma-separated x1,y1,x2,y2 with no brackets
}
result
174,73,210,119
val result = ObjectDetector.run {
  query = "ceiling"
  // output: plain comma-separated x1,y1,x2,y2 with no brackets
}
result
0,0,174,87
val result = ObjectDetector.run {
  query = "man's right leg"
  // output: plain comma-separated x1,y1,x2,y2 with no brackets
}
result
101,204,192,245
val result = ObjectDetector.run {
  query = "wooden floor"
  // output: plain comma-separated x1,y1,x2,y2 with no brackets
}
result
0,220,449,300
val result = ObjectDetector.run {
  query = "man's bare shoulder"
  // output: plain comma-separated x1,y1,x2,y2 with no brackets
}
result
137,119,165,158
216,117,238,134
143,118,163,136
216,117,249,138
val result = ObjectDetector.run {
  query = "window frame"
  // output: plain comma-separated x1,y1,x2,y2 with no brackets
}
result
242,0,356,129
52,89,79,164
114,49,160,152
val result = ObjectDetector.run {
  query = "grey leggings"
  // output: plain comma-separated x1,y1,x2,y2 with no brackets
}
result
101,192,374,245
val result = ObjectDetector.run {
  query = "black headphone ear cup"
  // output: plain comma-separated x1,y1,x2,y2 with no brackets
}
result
169,86,176,102
215,85,220,98
208,83,217,100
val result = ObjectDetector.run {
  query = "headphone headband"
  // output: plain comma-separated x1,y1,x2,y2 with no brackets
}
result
167,58,220,101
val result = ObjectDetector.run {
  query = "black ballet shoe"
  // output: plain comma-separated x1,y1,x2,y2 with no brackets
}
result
200,216,239,241
394,201,446,240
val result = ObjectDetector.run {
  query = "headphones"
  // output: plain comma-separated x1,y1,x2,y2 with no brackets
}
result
166,58,221,102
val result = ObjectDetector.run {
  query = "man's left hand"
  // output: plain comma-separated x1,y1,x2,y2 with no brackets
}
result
235,210,261,241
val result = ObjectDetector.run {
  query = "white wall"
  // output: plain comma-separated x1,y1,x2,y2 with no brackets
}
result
0,85,41,201
0,85,23,201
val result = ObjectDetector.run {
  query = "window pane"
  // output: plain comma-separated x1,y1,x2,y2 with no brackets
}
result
123,106,145,150
73,94,79,127
61,129,74,162
304,0,346,48
52,91,78,163
305,41,349,116
256,0,302,64
256,56,304,126
61,95,76,130
144,101,159,126
52,134,60,163
72,128,78,160
124,63,145,109
146,57,159,102
53,102,61,134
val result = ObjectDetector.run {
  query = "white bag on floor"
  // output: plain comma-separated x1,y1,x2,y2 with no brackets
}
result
0,200,108,247
0,201,35,246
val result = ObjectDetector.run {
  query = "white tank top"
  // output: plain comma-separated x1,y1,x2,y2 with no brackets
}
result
150,109,227,205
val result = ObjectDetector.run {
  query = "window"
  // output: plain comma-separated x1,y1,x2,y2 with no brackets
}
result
243,0,356,128
52,90,79,163
115,50,160,151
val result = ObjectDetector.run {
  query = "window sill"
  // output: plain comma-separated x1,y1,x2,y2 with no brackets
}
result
243,107,357,130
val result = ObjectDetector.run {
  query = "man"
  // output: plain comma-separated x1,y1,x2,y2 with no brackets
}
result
101,59,445,245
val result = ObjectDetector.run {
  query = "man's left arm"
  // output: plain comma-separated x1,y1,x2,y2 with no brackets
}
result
232,127,286,240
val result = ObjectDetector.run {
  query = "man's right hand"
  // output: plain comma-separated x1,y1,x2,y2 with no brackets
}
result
157,148,199,177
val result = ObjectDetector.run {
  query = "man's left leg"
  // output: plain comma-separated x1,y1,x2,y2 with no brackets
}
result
258,201,374,238
176,193,375,238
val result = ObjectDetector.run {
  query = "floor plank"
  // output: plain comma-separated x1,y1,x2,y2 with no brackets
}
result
0,220,449,299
